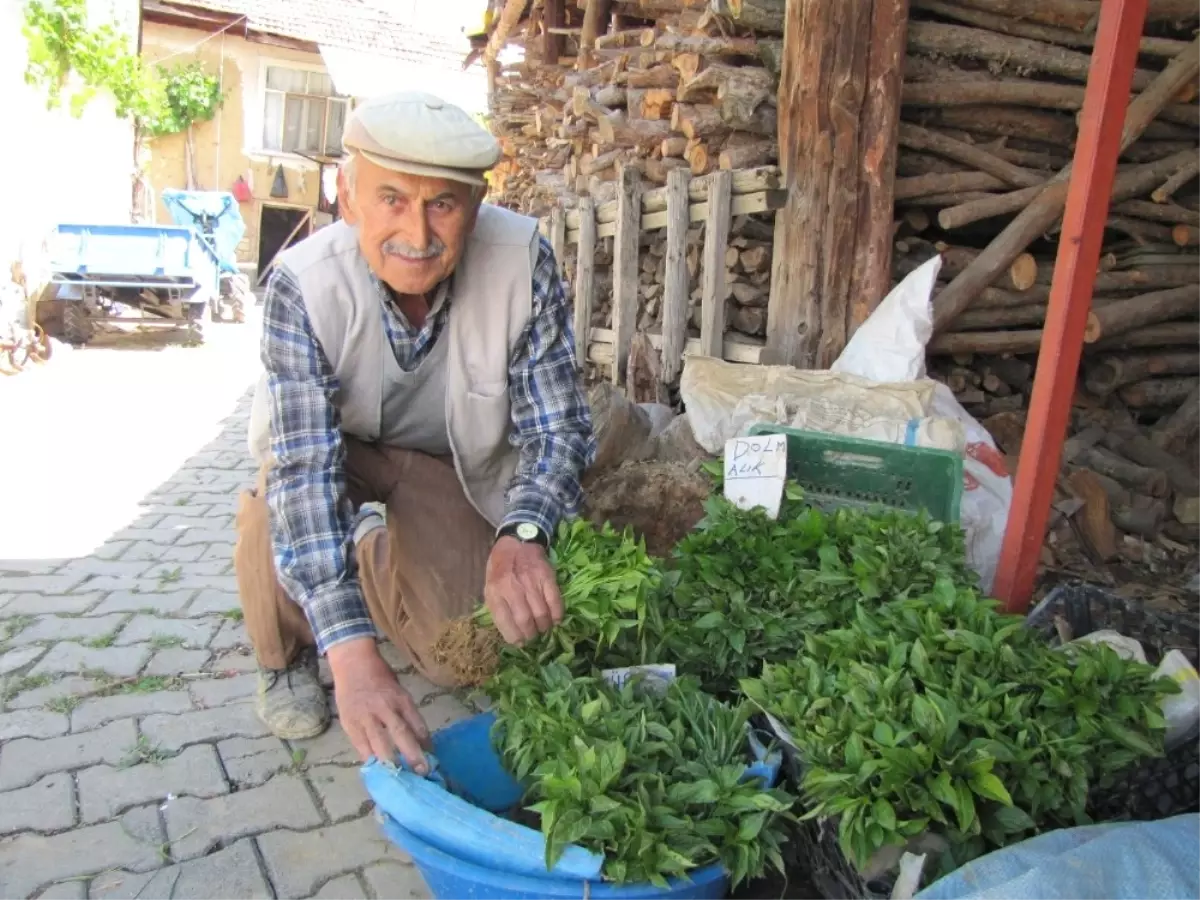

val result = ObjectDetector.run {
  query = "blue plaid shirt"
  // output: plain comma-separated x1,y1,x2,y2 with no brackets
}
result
261,234,596,653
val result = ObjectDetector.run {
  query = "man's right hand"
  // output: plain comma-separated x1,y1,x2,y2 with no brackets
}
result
326,638,431,773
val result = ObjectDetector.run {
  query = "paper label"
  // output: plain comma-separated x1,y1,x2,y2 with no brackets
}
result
723,434,788,519
601,664,676,694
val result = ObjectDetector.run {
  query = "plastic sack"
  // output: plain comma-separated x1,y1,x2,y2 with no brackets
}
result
1155,650,1200,751
831,256,1012,592
915,813,1200,900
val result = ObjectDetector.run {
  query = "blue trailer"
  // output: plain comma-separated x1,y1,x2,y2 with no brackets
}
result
43,221,224,345
161,189,255,324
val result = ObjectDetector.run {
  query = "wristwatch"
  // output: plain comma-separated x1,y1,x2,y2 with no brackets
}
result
496,521,550,551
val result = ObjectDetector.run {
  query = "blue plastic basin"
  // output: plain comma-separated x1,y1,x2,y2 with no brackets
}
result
378,812,731,900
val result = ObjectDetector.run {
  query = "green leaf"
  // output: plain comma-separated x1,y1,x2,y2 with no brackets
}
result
694,611,725,630
873,721,895,747
873,797,897,831
991,805,1036,834
970,772,1014,806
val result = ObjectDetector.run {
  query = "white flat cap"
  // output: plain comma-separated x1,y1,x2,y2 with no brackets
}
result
342,91,501,186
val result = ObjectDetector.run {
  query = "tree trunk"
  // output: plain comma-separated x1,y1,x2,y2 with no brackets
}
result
1083,285,1199,343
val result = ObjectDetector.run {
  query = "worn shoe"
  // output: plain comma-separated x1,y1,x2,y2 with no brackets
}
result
255,646,330,740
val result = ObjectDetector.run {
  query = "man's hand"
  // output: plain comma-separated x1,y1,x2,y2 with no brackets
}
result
484,536,563,645
326,638,431,772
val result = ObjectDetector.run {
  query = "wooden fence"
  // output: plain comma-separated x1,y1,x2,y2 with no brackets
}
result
538,164,785,386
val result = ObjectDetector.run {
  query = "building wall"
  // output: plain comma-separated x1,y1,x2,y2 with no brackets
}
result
1,0,139,317
141,22,329,273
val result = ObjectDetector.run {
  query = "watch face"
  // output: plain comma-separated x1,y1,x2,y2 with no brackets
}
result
515,522,540,542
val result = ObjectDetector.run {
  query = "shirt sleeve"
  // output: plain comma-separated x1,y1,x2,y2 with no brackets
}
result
260,266,378,654
501,235,597,539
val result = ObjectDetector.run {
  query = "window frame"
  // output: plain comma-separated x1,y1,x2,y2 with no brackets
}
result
252,59,350,159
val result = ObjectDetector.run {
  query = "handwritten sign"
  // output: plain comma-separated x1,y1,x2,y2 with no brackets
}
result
723,435,788,519
601,664,676,695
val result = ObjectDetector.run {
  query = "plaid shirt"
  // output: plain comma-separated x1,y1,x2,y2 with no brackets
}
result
261,234,595,654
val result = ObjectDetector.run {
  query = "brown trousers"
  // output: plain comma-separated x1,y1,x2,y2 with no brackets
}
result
233,438,494,686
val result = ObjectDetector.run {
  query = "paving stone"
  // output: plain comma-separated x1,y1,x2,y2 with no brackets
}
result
419,694,472,732
89,838,272,899
0,593,104,617
290,724,358,766
114,803,163,848
198,544,235,564
140,702,269,752
362,863,432,900
87,591,191,616
0,818,161,899
165,773,322,860
207,619,249,652
60,560,150,579
31,643,151,679
91,542,133,562
119,543,205,564
0,709,70,741
36,881,87,900
218,736,293,788
155,515,221,532
378,642,411,673
70,690,192,731
140,504,215,520
0,719,138,790
0,772,75,835
173,530,235,548
184,492,242,507
189,672,256,707
7,614,129,647
184,589,240,615
313,874,368,900
0,645,47,676
307,764,372,823
78,744,228,824
0,574,88,594
258,814,412,898
6,676,104,710
0,560,68,576
397,671,440,705
209,650,258,674
113,615,216,649
144,648,210,676
151,561,230,580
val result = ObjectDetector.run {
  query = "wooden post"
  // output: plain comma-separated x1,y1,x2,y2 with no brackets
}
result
579,0,612,69
548,205,566,281
699,169,732,358
610,165,642,386
573,198,597,367
660,168,691,383
543,0,564,62
764,0,909,368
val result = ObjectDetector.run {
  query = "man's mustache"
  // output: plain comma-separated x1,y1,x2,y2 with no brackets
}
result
382,237,445,260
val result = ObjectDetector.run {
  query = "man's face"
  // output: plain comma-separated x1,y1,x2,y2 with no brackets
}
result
338,156,479,296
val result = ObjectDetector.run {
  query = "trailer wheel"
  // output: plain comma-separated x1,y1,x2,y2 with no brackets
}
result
231,297,246,324
63,304,94,346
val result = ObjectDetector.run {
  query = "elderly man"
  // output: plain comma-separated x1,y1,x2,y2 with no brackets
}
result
237,92,595,772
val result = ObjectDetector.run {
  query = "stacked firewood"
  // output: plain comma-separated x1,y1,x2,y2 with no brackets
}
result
486,0,782,217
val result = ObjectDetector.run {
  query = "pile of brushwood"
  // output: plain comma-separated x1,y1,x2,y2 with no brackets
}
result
439,473,1179,886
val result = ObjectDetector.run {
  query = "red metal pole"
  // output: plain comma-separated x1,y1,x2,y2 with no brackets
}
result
992,0,1149,613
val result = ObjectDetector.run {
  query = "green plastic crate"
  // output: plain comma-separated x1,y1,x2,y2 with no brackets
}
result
745,423,963,523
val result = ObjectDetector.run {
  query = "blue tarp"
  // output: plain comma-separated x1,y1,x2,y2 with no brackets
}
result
917,814,1200,900
161,190,246,274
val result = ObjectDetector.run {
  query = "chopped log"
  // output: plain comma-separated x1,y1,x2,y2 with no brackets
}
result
949,304,1049,331
986,356,1034,388
897,123,1041,188
971,285,1052,309
730,305,767,335
1084,352,1200,396
1091,321,1200,351
1065,470,1119,562
639,88,675,119
1113,199,1200,226
1174,496,1200,526
931,37,1200,328
708,0,786,34
1173,224,1200,246
1151,384,1200,452
906,21,1157,92
671,103,726,139
914,106,1080,149
1083,285,1199,343
1114,496,1169,539
1093,266,1200,292
595,29,650,50
719,141,777,170
740,245,771,272
662,136,688,157
730,282,767,306
982,410,1026,455
1078,446,1170,498
685,141,711,175
901,208,932,233
1062,424,1109,464
597,115,672,148
650,33,761,57
1102,430,1200,496
930,329,1045,355
1152,157,1200,203
938,0,1098,30
912,0,1191,59
670,53,703,82
1118,376,1200,409
894,171,1009,199
1105,215,1180,246
623,64,680,88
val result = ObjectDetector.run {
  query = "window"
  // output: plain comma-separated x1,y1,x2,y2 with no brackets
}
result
262,66,349,156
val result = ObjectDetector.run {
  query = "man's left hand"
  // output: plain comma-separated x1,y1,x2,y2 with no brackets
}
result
484,536,563,644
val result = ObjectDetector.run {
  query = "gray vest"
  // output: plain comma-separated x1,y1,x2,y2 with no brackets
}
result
248,204,540,526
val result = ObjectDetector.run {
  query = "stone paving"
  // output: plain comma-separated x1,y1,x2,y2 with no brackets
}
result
0,323,474,899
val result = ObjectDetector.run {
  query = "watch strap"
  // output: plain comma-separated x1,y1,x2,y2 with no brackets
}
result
496,521,550,550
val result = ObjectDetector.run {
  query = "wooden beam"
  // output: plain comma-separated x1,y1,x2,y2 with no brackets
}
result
610,166,643,386
573,198,597,367
543,0,565,62
564,189,784,242
660,168,691,383
587,327,764,365
699,169,732,358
